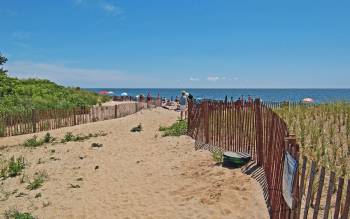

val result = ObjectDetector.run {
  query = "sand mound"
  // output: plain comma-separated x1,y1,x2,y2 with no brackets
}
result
0,108,268,219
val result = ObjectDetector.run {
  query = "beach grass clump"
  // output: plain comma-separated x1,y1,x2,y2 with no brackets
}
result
61,131,107,143
26,171,48,190
23,133,55,147
130,123,143,132
159,120,187,137
212,151,223,164
0,156,25,179
4,209,35,219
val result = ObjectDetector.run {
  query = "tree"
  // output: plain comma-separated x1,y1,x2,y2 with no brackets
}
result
0,53,8,75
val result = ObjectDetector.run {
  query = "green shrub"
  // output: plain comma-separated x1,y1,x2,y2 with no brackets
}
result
23,136,41,147
61,131,107,143
0,156,25,179
4,210,35,219
159,120,187,137
212,151,223,163
61,132,74,143
8,156,25,177
0,56,111,113
27,171,48,190
43,133,54,143
23,133,54,147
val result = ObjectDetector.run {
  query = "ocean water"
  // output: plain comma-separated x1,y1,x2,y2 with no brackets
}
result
86,88,350,103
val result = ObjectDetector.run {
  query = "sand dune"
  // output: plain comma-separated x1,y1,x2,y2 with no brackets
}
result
0,108,268,219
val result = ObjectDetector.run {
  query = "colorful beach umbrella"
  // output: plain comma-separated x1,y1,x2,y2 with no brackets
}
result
302,98,314,103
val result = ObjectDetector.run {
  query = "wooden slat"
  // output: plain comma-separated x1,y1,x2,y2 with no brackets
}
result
323,171,336,219
303,160,316,219
313,166,325,219
340,180,350,219
334,177,345,219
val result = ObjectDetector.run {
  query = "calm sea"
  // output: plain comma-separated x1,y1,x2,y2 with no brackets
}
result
86,88,350,103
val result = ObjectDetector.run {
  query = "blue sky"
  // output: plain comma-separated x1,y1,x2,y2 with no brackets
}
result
1,0,350,88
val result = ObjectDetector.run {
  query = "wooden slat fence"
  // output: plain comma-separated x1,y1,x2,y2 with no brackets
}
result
0,101,153,137
187,98,350,219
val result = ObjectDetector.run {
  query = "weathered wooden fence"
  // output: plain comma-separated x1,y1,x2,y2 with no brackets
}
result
0,99,161,137
187,99,350,219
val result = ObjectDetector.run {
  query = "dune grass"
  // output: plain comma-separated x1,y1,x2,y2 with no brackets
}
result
23,133,55,147
4,210,35,219
159,120,187,137
212,151,223,164
0,156,25,179
26,171,48,190
61,131,107,143
274,102,350,178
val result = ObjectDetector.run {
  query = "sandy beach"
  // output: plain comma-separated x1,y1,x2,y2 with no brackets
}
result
0,108,268,219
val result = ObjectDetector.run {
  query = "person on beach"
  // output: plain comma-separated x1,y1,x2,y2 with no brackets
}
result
179,91,188,120
248,95,253,103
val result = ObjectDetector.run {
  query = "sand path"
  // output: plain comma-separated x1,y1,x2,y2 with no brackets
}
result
0,108,269,219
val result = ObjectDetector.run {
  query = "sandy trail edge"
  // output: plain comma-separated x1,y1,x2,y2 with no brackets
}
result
0,108,269,219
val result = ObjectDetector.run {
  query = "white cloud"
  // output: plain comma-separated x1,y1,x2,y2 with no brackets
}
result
5,61,144,87
189,77,199,81
101,3,123,15
207,76,220,81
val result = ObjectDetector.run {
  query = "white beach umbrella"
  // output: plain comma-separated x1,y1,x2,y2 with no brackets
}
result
121,92,128,96
302,98,314,103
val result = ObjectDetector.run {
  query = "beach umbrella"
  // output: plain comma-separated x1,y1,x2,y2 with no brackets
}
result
107,91,114,94
99,90,109,95
302,98,314,103
121,92,128,96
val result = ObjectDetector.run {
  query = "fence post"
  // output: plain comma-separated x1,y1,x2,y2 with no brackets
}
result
204,101,209,144
254,99,263,166
187,100,192,135
32,108,37,133
115,104,118,118
73,108,77,126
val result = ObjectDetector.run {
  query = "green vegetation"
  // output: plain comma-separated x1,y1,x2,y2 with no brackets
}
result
27,171,48,190
0,156,25,179
15,131,107,148
4,210,35,219
0,53,110,113
130,123,143,132
61,131,107,143
159,120,187,137
212,150,223,164
274,102,350,178
23,133,54,147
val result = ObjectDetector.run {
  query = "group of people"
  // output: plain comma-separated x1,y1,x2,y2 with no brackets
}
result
161,91,192,120
163,92,256,120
